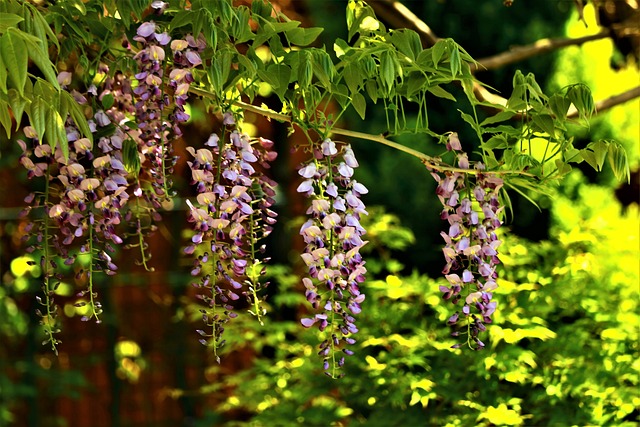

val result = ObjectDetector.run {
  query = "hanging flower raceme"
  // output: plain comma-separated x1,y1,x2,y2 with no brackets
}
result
168,34,204,135
130,19,207,269
184,113,278,363
132,20,173,200
297,139,368,378
428,133,503,350
16,79,133,351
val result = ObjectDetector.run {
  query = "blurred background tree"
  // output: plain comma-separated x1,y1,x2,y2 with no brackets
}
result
0,0,637,426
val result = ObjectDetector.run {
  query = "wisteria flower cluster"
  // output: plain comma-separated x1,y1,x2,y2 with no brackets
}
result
130,20,206,266
132,18,203,202
17,88,131,351
16,13,211,352
429,133,503,350
184,113,278,363
297,139,368,378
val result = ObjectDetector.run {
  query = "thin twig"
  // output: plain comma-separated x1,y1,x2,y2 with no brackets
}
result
369,0,440,45
189,87,534,176
472,30,611,72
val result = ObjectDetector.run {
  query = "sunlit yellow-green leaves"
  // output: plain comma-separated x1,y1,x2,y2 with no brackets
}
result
480,403,525,426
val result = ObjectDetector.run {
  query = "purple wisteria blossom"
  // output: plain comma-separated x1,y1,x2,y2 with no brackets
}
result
297,139,368,378
429,133,503,350
184,113,278,363
17,84,131,328
132,20,173,200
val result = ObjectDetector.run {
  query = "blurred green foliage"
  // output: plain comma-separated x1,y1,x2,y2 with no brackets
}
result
191,169,638,426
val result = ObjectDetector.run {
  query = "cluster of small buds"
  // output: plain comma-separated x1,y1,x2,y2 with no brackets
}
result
297,139,368,378
429,133,503,350
184,113,278,363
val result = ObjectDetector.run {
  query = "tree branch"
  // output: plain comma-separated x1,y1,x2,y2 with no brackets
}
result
188,87,534,176
371,0,640,119
369,0,440,45
472,30,611,72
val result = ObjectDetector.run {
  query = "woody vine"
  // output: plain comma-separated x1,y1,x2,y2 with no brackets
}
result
0,0,630,379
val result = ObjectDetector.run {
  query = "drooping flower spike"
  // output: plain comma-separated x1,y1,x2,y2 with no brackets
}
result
16,80,134,352
298,139,368,378
184,113,278,363
429,133,503,350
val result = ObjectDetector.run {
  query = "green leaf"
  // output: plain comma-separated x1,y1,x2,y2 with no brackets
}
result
118,1,132,27
286,27,323,46
485,135,509,149
192,8,203,39
448,42,461,78
351,92,366,119
45,105,57,151
333,38,350,58
563,147,582,163
0,57,6,92
61,15,90,44
427,85,456,102
365,79,378,103
268,34,286,57
346,0,379,41
24,38,60,89
459,110,479,133
203,13,217,51
331,83,350,110
29,96,47,141
390,29,422,61
380,51,395,94
311,50,334,88
0,13,23,32
588,140,608,171
531,114,556,137
231,6,253,43
31,6,59,50
431,39,446,68
554,158,572,176
581,149,598,171
525,72,544,100
251,0,272,19
567,84,595,120
67,0,87,15
343,63,362,94
7,88,27,129
0,99,11,138
170,10,194,29
480,110,515,126
51,108,68,160
0,31,27,96
406,72,427,98
62,90,92,142
102,93,114,110
270,63,292,98
607,141,630,183
507,85,527,110
298,51,313,89
548,94,571,119
512,70,526,88
123,136,141,176
237,53,257,77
